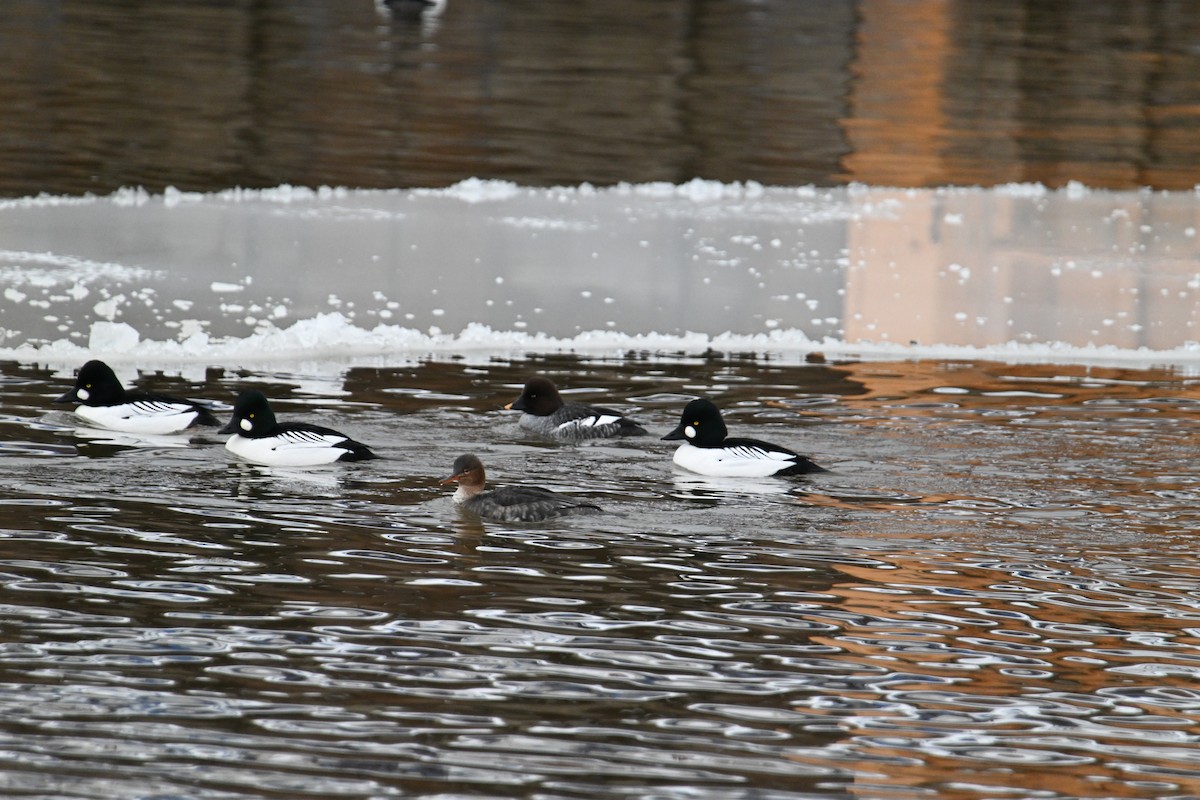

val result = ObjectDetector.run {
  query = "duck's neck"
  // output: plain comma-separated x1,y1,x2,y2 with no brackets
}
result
453,471,486,503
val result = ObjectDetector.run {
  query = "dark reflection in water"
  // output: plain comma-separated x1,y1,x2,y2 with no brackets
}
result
4,0,1200,196
5,356,1200,797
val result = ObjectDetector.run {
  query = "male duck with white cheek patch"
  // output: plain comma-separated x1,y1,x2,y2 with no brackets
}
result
220,390,377,467
55,359,221,434
662,398,824,477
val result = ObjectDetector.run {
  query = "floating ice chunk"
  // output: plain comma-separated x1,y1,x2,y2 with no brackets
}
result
0,251,158,287
426,178,522,204
163,186,205,208
4,287,26,303
110,187,152,207
93,295,125,320
89,321,139,351
997,183,1049,197
498,216,594,231
211,282,244,293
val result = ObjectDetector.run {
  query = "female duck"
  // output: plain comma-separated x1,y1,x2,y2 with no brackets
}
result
662,398,824,477
55,359,220,435
505,376,647,442
440,453,602,522
220,390,377,466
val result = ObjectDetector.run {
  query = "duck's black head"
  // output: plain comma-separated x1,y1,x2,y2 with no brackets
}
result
55,359,123,406
219,390,278,437
505,376,564,416
662,398,728,446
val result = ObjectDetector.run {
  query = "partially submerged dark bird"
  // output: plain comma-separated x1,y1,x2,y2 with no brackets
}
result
55,359,220,434
440,453,603,522
663,398,825,477
505,376,648,442
220,390,377,467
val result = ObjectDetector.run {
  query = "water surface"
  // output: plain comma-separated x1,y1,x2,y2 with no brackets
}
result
5,3,1200,790
4,356,1200,799
4,0,1200,195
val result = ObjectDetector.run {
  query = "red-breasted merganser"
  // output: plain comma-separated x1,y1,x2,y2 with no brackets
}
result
440,453,602,522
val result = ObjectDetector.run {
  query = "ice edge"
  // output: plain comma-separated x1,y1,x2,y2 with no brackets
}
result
3,313,1196,372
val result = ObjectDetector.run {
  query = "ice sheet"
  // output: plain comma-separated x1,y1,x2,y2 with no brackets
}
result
1,180,1198,370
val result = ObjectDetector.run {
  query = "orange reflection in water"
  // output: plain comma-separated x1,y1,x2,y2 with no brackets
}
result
843,188,1200,351
843,0,1200,189
812,552,1200,799
4,1,1200,194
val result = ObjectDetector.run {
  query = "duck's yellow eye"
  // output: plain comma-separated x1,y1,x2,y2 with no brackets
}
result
692,421,699,426
248,413,255,419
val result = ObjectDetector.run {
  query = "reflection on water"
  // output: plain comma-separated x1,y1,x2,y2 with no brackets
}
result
4,0,1200,195
843,186,1200,351
3,357,1200,798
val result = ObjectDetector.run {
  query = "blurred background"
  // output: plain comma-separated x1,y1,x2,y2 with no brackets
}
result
4,0,1200,196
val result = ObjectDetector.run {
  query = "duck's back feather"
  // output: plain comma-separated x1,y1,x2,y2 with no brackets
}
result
520,402,648,442
463,485,602,522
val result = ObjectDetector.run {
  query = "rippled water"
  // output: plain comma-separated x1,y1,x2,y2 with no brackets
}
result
6,0,1200,195
4,357,1200,798
7,2,1200,797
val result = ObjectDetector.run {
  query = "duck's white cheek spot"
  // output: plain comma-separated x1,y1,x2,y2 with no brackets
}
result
76,388,89,401
684,426,696,439
239,418,253,432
